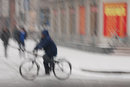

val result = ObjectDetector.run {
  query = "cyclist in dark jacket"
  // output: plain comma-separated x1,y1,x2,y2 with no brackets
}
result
1,27,10,58
33,30,57,75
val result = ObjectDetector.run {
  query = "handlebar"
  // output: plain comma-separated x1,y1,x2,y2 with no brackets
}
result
9,44,43,58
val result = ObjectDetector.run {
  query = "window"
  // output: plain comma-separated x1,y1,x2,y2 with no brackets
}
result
40,9,50,27
69,5,76,35
90,0,98,36
60,7,66,34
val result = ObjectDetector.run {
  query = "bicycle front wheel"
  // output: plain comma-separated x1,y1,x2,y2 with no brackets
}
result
53,59,72,80
19,59,40,81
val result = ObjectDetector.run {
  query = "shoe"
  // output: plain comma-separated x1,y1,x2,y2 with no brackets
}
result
45,73,50,76
45,72,50,75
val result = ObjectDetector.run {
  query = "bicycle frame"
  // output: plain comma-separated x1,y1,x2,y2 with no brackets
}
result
26,50,56,70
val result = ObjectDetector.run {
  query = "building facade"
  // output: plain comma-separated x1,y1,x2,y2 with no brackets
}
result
0,0,129,52
48,0,130,49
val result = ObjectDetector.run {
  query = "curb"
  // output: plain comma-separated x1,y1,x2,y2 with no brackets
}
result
81,68,130,74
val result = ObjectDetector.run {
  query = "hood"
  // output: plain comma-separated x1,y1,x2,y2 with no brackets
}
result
42,30,49,37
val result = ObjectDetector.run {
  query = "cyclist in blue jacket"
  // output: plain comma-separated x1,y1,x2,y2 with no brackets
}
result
33,29,57,75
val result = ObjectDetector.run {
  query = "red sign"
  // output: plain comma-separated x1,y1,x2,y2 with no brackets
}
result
103,3,127,38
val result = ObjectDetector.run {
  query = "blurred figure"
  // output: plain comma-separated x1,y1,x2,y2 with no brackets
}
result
33,29,57,75
13,25,20,45
19,27,27,52
13,26,27,57
1,27,10,58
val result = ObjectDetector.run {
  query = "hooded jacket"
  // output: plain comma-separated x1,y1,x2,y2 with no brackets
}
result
34,30,57,58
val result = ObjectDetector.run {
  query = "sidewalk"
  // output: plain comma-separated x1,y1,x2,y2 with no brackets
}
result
2,39,130,73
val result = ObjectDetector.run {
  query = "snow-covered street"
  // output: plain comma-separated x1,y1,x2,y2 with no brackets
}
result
0,39,130,87
21,39,130,73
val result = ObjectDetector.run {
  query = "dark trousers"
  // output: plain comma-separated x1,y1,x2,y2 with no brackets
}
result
3,43,8,57
18,41,25,57
18,41,25,51
43,55,54,74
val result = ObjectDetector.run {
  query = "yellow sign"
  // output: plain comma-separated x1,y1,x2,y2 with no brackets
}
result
104,3,126,16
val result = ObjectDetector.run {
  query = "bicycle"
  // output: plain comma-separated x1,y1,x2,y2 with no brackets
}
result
107,29,127,48
19,51,72,81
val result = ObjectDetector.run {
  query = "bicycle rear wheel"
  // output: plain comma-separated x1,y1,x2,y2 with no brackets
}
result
53,59,72,80
19,59,40,81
